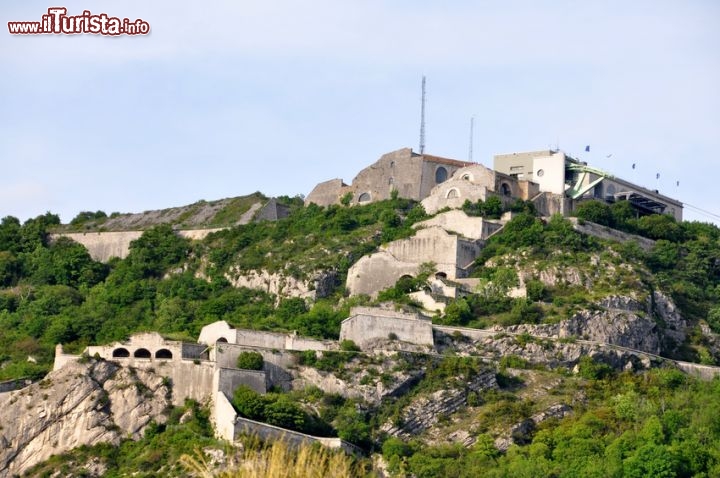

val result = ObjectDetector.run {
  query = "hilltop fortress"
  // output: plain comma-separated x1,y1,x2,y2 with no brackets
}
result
306,147,683,221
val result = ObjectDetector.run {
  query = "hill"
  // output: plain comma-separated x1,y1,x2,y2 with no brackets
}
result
1,197,720,476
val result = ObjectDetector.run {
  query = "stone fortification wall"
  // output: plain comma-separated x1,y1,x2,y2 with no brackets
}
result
305,148,472,207
214,343,294,390
213,391,238,442
382,227,459,275
339,307,434,349
199,321,334,351
233,415,362,454
532,192,570,217
304,179,350,207
567,217,656,251
52,228,223,262
346,251,419,297
215,367,267,398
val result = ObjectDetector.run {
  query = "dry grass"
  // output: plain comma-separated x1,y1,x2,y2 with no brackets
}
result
180,439,363,478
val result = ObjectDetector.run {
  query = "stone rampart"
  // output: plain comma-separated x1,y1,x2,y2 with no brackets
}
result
51,228,224,262
339,307,434,349
567,218,656,251
414,210,502,241
215,367,267,398
199,321,335,352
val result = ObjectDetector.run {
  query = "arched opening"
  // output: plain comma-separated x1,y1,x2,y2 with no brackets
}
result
435,272,448,280
390,161,395,168
112,348,130,358
435,167,448,183
388,177,394,185
155,349,173,359
462,173,473,181
500,183,511,196
358,192,371,203
446,188,460,199
216,337,228,344
134,348,151,359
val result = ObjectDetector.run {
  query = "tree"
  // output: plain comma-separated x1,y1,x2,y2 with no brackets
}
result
573,200,613,226
236,351,264,370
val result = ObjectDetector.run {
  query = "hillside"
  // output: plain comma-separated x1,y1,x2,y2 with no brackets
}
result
1,197,720,477
52,192,292,232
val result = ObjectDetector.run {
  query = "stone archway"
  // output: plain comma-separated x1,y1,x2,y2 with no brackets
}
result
155,348,173,359
112,348,130,358
134,348,151,359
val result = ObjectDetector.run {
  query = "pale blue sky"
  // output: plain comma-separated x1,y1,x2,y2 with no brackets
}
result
1,1,719,224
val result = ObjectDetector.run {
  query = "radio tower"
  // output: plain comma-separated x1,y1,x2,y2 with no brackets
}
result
468,116,475,161
419,76,426,154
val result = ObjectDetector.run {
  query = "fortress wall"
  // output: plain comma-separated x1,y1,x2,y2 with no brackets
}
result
421,183,491,215
675,361,720,380
235,330,287,350
216,367,267,398
213,390,238,442
52,228,223,262
456,239,482,272
339,310,434,349
568,218,656,251
286,336,336,351
304,178,348,207
382,227,459,272
160,361,216,406
415,211,494,241
215,343,296,370
53,231,143,262
351,149,421,203
346,251,419,297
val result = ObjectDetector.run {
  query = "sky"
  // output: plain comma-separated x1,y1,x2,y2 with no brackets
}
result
1,1,719,224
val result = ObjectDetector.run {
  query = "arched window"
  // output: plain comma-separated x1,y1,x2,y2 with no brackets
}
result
446,188,460,199
435,272,448,280
500,183,511,196
462,173,472,181
435,167,448,183
155,349,173,359
216,337,228,344
358,192,371,203
134,348,151,359
112,348,130,358
388,177,394,185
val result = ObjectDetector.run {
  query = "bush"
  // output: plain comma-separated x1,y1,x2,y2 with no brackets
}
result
339,339,361,352
236,351,264,370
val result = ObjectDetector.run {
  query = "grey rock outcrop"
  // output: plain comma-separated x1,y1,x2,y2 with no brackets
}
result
381,369,498,439
495,404,572,451
0,360,170,477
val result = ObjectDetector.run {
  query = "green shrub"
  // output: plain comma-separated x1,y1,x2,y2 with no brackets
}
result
236,351,264,371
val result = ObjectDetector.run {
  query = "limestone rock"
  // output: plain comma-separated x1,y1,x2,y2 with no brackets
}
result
381,369,498,439
225,268,315,300
0,359,170,477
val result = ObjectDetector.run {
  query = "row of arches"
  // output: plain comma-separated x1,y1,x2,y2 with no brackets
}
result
112,348,173,359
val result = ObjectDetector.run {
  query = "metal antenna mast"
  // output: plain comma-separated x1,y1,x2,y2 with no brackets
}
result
419,76,426,154
468,116,475,161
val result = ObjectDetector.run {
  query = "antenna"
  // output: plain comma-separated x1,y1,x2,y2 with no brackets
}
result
419,75,426,154
468,116,475,161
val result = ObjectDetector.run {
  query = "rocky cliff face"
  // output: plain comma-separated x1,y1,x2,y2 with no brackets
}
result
224,268,338,301
0,359,170,477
